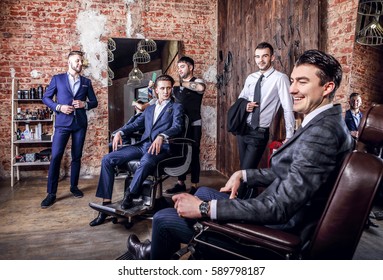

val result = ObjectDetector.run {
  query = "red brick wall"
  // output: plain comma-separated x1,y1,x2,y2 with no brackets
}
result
2,0,381,180
324,0,359,105
0,0,217,179
349,44,383,110
324,0,383,111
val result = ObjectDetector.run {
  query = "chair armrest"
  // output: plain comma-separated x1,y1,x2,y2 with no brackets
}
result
168,137,195,144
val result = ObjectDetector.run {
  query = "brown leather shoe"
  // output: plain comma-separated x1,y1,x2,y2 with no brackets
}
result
127,234,151,260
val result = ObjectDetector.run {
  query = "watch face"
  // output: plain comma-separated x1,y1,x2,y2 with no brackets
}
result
199,201,209,216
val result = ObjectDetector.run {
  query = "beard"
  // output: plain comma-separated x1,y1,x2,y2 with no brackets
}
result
70,63,82,73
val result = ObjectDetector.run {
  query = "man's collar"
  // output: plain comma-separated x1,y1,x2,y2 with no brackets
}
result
302,103,334,127
259,67,275,78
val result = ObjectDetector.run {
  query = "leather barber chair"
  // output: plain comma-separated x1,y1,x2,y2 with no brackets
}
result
182,104,383,260
89,115,193,228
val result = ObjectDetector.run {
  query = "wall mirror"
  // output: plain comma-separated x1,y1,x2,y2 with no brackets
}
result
108,38,181,133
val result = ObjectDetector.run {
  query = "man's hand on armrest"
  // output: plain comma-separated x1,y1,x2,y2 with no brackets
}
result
148,135,164,155
112,132,123,151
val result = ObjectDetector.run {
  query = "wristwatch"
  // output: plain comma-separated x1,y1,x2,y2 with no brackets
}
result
199,201,210,218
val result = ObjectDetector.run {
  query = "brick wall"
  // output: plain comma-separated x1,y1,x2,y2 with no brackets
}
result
324,0,383,111
1,0,382,180
0,0,217,179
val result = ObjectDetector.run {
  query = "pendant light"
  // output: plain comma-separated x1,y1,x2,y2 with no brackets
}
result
138,38,157,53
133,49,151,64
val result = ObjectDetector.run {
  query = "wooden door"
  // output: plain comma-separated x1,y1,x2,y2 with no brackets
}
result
216,0,320,176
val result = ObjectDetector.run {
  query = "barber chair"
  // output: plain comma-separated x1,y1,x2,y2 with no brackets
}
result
89,115,193,228
181,104,383,260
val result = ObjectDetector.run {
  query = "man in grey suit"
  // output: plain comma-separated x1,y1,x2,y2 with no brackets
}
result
126,50,355,260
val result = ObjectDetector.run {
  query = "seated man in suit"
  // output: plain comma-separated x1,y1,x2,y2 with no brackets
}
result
344,92,363,139
90,74,184,227
126,50,355,259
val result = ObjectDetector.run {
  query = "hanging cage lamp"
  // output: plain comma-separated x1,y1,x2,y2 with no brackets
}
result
137,38,157,53
107,49,114,62
356,16,383,46
108,67,114,80
358,0,383,16
133,49,151,64
108,38,116,51
127,62,144,84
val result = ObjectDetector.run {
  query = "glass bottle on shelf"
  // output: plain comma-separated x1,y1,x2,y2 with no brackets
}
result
37,85,43,99
16,128,21,140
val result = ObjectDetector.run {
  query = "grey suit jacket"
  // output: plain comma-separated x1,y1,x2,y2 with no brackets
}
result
216,104,355,231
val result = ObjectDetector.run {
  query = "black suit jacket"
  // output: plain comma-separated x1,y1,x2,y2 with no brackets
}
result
227,98,249,135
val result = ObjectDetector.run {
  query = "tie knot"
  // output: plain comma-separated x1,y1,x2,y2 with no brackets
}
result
259,74,264,81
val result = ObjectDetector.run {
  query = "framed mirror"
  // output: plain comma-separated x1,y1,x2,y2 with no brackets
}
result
108,38,181,133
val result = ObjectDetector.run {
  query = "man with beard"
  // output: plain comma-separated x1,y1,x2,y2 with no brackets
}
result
165,56,206,195
236,42,295,169
41,50,98,208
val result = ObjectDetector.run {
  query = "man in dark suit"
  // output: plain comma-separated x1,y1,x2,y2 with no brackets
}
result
89,74,184,227
345,92,363,139
41,50,98,208
126,50,355,260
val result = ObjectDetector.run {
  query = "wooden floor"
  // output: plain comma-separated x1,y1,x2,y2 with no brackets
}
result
0,171,382,260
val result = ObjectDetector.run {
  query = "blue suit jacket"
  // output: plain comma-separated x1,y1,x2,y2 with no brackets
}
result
216,104,355,232
345,109,363,132
119,100,184,149
43,73,98,127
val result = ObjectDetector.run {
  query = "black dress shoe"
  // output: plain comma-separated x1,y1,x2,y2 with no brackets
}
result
41,193,56,209
70,186,84,198
121,193,133,210
89,212,108,227
127,234,151,260
166,183,186,194
188,186,198,195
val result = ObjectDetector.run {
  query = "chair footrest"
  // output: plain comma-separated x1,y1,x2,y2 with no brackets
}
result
89,201,149,218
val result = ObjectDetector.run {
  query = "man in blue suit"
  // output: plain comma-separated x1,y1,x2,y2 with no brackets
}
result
90,74,184,227
344,92,363,139
41,50,98,208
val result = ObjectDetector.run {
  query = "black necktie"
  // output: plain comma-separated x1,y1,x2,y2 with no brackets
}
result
250,74,264,129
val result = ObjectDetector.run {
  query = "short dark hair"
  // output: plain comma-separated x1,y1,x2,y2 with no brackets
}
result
68,50,84,58
177,56,195,69
154,74,175,87
294,49,342,99
256,42,274,56
349,92,361,99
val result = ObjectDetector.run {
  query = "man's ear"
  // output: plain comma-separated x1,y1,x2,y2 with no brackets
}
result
323,81,335,97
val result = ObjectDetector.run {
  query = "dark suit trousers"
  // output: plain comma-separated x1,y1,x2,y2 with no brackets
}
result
178,124,201,184
96,142,171,199
47,121,86,194
151,186,294,259
237,126,269,169
151,187,229,259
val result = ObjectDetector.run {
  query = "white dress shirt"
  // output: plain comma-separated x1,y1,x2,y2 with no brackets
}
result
238,67,295,139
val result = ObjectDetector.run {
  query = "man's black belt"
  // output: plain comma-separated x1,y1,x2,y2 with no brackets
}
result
246,124,269,133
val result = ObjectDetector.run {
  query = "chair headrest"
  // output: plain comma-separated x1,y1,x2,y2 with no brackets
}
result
358,104,383,147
